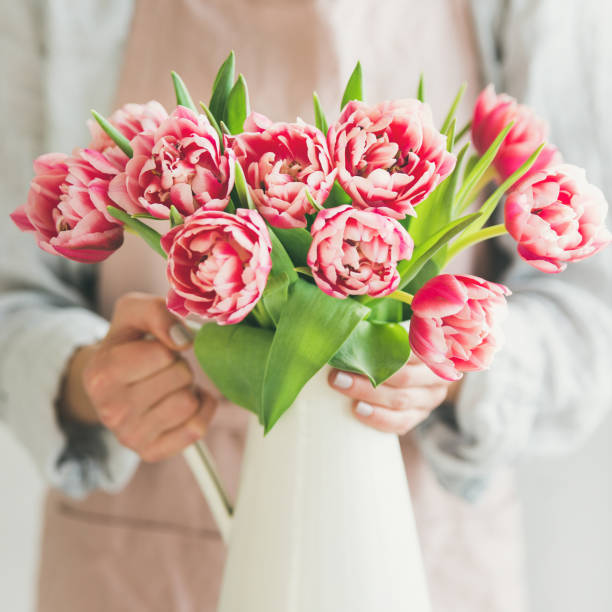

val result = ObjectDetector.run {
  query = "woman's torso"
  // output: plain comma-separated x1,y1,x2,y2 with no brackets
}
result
38,2,525,611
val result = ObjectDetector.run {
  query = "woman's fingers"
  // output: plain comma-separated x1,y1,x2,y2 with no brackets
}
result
329,369,448,412
119,387,201,449
351,403,430,435
328,360,453,435
383,361,443,388
139,394,216,463
126,357,194,410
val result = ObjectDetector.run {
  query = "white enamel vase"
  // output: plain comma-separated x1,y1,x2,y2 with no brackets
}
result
184,365,431,612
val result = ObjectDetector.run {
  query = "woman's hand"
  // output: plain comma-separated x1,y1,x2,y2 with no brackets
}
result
59,293,216,462
329,353,458,435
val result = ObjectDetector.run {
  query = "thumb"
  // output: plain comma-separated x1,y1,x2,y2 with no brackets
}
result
105,292,194,351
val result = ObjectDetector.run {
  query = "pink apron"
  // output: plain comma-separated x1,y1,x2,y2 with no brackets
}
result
37,2,526,611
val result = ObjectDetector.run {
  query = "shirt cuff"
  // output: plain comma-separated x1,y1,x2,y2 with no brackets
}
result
1,307,139,498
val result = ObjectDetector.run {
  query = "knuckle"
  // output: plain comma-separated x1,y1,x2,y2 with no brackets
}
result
97,400,125,428
83,367,112,399
150,297,172,326
392,392,411,412
395,368,413,387
113,292,136,317
116,430,138,450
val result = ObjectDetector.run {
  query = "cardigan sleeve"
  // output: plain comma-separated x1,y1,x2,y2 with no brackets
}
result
0,0,139,498
416,0,612,500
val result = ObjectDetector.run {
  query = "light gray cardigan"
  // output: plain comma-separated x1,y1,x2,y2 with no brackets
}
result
1,0,611,500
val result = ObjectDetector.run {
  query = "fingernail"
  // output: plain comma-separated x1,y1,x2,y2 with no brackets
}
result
333,372,353,389
170,323,192,347
355,401,374,417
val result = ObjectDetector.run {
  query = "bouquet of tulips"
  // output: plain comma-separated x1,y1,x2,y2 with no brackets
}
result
12,52,611,432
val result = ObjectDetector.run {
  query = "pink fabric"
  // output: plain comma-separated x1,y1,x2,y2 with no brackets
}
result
37,1,526,611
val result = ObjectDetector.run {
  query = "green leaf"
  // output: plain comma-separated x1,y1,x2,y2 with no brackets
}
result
199,101,224,147
169,205,183,228
225,74,250,134
472,143,545,232
446,118,456,152
462,153,479,182
443,144,470,204
417,73,425,103
233,161,255,210
209,51,235,122
403,259,440,296
304,188,323,212
366,297,403,323
271,227,312,267
269,230,298,284
170,71,197,112
430,143,469,267
453,122,513,213
313,91,329,134
323,180,352,207
90,110,133,158
261,279,369,432
107,206,166,258
261,272,290,326
194,322,273,418
329,320,411,386
449,143,546,254
440,82,466,135
404,143,469,256
254,224,299,326
397,212,482,290
132,213,161,220
340,61,363,109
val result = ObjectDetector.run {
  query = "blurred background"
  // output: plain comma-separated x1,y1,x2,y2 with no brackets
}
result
2,1,612,610
2,416,612,611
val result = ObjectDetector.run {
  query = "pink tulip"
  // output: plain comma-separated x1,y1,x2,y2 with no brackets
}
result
10,150,124,263
472,84,561,180
327,100,456,219
231,113,337,229
88,101,169,152
505,163,612,273
109,106,234,219
409,274,510,381
306,205,413,298
161,207,272,325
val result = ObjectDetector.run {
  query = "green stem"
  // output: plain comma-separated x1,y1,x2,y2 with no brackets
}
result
387,289,414,306
445,223,508,264
456,165,498,214
294,266,314,277
251,300,275,329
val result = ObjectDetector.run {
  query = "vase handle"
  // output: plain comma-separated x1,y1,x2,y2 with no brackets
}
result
183,441,233,544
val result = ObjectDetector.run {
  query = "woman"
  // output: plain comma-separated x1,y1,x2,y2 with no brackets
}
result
1,1,611,611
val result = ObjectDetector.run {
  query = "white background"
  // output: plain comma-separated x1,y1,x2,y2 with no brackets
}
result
2,416,612,612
